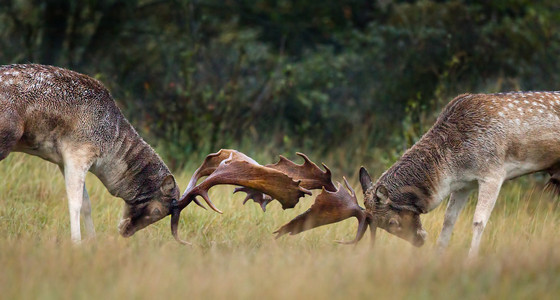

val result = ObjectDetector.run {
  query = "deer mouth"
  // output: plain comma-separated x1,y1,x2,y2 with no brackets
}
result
412,229,427,247
118,218,136,237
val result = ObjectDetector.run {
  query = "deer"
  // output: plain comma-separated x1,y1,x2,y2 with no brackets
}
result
355,91,560,258
0,64,184,243
207,92,560,259
0,64,358,245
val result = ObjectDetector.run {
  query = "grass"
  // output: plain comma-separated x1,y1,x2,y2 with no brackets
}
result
1,153,560,299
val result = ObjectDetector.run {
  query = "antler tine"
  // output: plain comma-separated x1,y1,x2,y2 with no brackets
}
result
233,187,273,212
342,176,356,198
170,209,191,245
321,162,332,176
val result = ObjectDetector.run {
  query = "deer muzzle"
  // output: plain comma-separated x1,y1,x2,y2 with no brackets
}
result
413,229,427,247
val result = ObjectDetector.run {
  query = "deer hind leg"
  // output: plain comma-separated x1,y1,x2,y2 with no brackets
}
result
437,188,472,251
468,175,504,259
0,115,23,161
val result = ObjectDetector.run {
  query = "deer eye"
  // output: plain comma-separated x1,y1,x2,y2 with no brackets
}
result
389,218,400,227
152,208,162,216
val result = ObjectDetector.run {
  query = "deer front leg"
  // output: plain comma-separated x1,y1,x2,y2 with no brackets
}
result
437,188,471,251
60,165,95,239
468,176,504,259
62,153,94,243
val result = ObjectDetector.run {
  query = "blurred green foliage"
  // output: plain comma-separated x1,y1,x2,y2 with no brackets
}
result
1,0,559,169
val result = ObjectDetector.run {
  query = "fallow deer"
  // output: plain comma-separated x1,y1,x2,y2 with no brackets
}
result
218,92,560,259
0,64,182,242
0,64,359,245
357,92,560,258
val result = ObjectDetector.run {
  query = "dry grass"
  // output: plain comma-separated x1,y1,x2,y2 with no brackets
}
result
1,153,560,299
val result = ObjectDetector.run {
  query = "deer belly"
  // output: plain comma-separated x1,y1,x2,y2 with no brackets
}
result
14,133,64,165
502,130,560,179
504,161,548,179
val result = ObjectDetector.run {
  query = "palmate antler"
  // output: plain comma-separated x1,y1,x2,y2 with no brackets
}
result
233,152,337,212
273,177,371,244
170,149,372,245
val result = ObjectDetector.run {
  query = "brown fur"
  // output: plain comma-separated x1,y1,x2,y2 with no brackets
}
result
0,64,180,241
362,91,560,255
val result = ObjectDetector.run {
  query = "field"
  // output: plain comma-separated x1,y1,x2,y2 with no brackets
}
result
2,153,560,299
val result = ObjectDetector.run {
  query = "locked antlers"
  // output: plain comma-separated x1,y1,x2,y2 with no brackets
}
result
170,149,371,245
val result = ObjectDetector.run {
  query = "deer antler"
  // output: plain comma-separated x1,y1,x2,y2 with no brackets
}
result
170,149,371,245
236,152,336,212
170,150,313,243
181,149,260,213
273,177,371,244
185,154,311,209
233,187,273,212
266,153,336,192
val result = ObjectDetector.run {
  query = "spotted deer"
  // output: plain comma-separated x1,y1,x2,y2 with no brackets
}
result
0,64,358,245
0,64,181,243
224,92,560,259
358,92,560,258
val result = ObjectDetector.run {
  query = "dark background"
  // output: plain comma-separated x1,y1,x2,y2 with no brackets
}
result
1,0,559,171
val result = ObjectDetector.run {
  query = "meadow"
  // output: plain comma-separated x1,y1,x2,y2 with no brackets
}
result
1,152,560,299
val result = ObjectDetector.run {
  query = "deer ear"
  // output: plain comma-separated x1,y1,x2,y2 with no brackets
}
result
359,167,373,192
375,185,389,204
161,175,176,196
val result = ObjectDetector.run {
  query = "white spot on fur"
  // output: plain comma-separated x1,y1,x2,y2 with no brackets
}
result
508,103,514,108
515,119,520,125
498,111,505,117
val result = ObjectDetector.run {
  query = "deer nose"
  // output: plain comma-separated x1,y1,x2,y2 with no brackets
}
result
413,229,427,247
118,218,134,237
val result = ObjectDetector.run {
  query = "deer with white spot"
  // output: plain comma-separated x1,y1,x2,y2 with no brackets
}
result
265,92,560,259
0,64,183,243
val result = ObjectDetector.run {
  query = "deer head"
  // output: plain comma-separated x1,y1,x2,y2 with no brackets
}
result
118,175,181,238
359,167,427,247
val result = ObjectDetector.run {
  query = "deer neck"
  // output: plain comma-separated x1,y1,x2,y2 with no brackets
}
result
375,130,453,213
92,118,170,204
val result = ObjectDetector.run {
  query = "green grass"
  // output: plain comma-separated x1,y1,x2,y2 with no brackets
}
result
2,153,560,299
